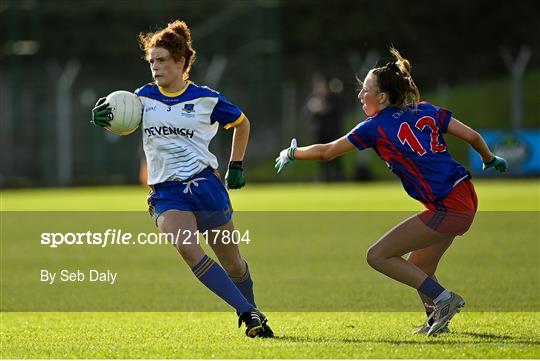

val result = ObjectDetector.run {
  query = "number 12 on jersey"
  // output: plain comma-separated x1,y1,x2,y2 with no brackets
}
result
397,116,446,156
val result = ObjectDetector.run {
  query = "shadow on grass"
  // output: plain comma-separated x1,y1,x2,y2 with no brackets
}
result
272,333,539,346
457,331,514,340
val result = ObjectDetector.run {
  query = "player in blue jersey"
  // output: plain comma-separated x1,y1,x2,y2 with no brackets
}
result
91,20,272,338
275,48,507,336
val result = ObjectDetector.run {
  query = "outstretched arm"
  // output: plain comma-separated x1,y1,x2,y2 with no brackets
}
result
275,136,355,173
294,136,355,161
447,117,507,172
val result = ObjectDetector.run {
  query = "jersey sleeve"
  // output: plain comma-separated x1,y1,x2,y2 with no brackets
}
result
347,119,375,151
434,105,452,133
210,94,245,129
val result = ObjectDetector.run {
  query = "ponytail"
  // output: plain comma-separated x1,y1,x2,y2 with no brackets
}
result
371,47,420,108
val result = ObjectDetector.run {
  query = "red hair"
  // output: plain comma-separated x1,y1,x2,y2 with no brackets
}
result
138,20,196,80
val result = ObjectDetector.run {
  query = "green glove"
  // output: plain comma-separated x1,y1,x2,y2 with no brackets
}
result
225,161,246,189
275,138,297,174
91,97,113,127
482,155,508,172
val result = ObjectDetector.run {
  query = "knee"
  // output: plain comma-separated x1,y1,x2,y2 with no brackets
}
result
175,245,202,266
366,245,384,270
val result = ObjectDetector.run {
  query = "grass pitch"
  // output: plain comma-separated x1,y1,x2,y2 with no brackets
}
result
1,179,539,359
2,312,539,359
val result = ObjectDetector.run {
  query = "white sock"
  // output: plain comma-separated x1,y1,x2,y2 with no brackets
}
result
433,290,452,304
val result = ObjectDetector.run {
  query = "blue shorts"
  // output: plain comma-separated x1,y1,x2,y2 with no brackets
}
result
147,167,233,231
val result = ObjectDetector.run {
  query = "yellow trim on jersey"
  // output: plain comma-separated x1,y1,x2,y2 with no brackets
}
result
224,113,246,129
158,80,191,97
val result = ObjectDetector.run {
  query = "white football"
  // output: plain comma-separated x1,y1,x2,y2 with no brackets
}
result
105,90,143,135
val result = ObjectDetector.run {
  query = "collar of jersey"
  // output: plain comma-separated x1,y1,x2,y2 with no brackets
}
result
158,80,191,97
374,106,400,118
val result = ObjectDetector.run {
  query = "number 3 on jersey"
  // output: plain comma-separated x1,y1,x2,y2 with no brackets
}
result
397,116,446,156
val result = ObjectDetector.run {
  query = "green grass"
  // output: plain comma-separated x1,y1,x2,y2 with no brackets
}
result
1,179,539,358
2,179,538,211
2,312,539,359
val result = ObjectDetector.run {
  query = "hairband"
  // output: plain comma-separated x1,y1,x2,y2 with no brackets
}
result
386,62,400,73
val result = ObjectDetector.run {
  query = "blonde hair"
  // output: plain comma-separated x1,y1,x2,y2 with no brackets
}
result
371,47,420,108
138,20,196,80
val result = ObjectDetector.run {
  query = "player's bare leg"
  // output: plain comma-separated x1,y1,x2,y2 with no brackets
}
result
157,210,205,267
207,220,246,279
408,240,453,306
366,214,454,288
366,214,464,335
408,241,453,333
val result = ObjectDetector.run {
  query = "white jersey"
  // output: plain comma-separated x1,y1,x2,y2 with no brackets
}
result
135,81,245,185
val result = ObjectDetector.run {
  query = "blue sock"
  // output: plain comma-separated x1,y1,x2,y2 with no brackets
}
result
418,276,446,301
192,255,253,314
230,261,256,308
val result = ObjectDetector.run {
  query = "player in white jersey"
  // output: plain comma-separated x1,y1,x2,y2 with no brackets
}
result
91,20,272,338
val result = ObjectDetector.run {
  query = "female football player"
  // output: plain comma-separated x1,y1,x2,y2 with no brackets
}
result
275,48,507,336
91,20,272,338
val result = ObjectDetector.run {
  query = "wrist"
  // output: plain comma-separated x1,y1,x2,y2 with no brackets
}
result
483,154,495,164
229,161,243,170
288,147,296,161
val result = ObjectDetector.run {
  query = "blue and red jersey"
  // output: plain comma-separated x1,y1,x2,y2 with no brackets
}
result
347,102,470,203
